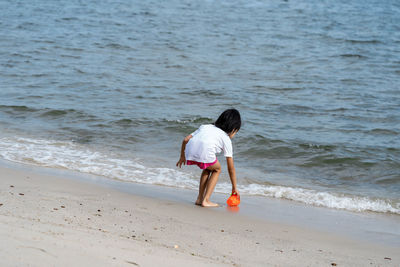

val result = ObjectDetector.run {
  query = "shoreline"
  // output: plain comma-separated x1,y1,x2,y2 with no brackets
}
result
1,133,398,216
2,159,399,247
0,161,399,266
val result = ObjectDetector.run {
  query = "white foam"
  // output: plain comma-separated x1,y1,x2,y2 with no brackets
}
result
231,183,400,214
0,136,199,189
0,136,399,215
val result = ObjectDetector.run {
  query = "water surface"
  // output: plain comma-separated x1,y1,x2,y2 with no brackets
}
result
1,0,399,214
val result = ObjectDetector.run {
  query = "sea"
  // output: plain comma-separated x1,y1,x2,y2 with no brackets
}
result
1,0,399,215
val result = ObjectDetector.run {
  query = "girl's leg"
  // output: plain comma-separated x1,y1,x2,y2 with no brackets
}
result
196,169,210,205
202,161,221,207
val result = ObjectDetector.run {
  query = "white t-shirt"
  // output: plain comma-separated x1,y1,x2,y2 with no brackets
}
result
185,124,233,163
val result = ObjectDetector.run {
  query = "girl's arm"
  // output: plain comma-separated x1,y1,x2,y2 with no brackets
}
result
226,157,239,195
176,134,192,168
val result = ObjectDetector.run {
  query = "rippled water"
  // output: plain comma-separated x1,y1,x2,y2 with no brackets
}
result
1,0,399,214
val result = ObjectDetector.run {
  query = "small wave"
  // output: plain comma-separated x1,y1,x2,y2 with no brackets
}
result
62,47,84,52
345,39,381,44
60,54,81,59
246,135,285,145
31,73,48,78
11,53,33,59
278,104,315,115
113,118,136,127
325,107,348,112
110,117,213,131
74,68,86,74
163,117,214,134
301,155,376,168
232,184,399,214
116,118,133,123
32,39,55,44
16,22,38,30
0,105,38,113
17,95,43,100
340,79,360,84
139,11,156,17
370,128,399,135
375,176,400,185
0,105,80,117
166,64,184,69
40,109,70,117
298,143,336,151
104,43,132,50
180,90,223,97
0,105,95,121
339,54,367,59
61,17,79,21
167,117,214,125
0,135,198,190
92,123,110,128
266,87,302,91
243,145,297,159
0,135,398,215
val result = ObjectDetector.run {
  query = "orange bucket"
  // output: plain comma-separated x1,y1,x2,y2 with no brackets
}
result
226,192,240,206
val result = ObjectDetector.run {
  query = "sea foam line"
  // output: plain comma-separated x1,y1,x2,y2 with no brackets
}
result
229,184,400,214
0,136,398,215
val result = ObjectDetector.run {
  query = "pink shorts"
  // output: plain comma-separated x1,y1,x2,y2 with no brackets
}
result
187,159,218,169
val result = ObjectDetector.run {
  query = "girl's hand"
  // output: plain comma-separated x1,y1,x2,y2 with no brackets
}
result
176,156,186,168
232,189,240,197
177,135,192,168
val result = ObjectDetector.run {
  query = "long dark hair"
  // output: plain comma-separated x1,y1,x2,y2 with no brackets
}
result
214,109,241,134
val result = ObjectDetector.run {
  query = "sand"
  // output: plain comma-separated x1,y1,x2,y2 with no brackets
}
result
0,164,398,266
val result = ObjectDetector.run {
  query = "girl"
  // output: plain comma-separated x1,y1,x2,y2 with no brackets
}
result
176,109,241,207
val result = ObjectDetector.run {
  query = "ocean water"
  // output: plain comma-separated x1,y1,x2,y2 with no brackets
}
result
1,0,399,214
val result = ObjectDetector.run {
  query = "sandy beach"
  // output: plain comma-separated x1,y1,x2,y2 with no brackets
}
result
0,164,398,266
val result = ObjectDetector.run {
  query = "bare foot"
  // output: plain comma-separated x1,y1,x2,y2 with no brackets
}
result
195,197,203,206
201,200,219,207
